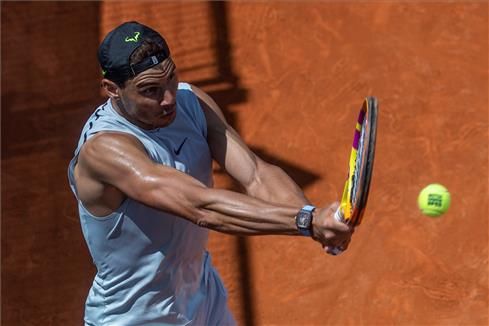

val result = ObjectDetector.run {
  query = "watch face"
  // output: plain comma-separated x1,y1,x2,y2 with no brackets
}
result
297,211,312,228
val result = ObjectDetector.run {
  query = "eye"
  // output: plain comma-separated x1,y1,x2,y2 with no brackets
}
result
142,87,158,96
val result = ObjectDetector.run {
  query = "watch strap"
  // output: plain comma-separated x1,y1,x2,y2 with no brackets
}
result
296,205,315,237
302,205,315,212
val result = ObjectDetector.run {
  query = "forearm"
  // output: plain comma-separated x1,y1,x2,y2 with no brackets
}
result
195,187,301,236
194,188,352,251
246,160,310,207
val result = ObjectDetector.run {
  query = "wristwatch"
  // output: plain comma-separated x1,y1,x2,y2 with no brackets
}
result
295,205,316,236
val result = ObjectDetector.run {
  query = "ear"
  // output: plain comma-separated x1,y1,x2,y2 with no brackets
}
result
101,79,121,98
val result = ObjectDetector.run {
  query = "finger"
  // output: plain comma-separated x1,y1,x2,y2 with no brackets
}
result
323,237,346,252
330,207,352,232
328,202,340,213
341,237,351,251
332,216,351,232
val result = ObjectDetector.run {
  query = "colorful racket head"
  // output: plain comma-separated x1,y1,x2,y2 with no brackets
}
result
337,97,378,227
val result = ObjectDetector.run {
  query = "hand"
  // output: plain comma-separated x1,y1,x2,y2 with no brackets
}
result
311,202,353,253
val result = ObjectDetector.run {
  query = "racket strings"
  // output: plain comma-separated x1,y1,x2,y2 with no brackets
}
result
351,119,367,205
340,97,377,228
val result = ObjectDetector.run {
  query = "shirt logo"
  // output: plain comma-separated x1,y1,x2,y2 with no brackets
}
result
173,137,188,155
125,32,140,43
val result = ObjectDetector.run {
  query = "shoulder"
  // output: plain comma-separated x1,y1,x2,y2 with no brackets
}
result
177,82,213,109
176,82,198,102
79,132,148,175
83,132,144,155
183,83,227,122
177,82,193,91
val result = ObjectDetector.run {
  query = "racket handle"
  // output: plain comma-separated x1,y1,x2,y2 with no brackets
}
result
334,207,344,223
326,246,344,255
326,208,345,256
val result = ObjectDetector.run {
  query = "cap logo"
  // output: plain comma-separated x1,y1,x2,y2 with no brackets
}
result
125,32,140,43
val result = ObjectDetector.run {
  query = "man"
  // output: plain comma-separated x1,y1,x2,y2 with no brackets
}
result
68,21,353,325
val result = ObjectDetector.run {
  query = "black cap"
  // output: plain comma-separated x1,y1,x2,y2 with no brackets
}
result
98,21,170,83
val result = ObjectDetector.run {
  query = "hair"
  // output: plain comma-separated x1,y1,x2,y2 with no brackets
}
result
113,39,167,88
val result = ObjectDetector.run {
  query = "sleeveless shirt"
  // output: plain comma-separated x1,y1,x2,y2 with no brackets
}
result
67,83,235,325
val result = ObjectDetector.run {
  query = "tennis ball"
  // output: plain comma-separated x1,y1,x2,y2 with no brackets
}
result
417,184,451,217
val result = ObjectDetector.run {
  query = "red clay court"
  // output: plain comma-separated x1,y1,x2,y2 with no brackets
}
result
2,2,487,325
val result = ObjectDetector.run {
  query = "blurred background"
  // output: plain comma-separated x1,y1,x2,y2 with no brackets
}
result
2,2,487,325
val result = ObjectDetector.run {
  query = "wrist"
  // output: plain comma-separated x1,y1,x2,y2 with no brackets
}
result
295,205,316,237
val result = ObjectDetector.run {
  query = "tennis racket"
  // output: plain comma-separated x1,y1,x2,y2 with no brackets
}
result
327,97,378,255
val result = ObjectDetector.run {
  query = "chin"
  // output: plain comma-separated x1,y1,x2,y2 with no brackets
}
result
155,111,177,128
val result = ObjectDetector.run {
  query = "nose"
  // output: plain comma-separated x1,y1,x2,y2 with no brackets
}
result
160,89,175,106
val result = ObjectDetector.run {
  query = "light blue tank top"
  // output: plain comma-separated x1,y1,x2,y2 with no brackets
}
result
67,83,235,326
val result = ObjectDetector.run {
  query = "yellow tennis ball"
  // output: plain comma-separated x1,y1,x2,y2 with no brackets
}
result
417,184,451,217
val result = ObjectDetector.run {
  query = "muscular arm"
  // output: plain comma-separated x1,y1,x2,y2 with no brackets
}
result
77,132,301,236
75,89,351,246
191,86,309,207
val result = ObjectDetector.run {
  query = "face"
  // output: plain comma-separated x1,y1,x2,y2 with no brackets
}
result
111,57,179,129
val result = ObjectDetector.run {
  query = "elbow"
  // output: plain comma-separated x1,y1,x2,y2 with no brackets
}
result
196,216,212,228
195,209,221,230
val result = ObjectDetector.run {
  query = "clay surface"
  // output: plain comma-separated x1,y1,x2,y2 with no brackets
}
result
2,2,487,325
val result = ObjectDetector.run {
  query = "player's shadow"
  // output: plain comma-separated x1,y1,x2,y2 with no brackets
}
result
212,145,320,326
199,3,320,326
202,1,320,190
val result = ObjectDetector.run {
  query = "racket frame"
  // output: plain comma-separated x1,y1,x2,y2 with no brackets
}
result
329,97,378,255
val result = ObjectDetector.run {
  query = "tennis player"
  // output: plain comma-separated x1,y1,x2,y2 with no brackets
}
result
68,21,353,325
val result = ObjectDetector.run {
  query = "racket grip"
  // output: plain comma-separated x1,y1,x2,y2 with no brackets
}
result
326,246,343,255
334,208,344,223
326,208,345,256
